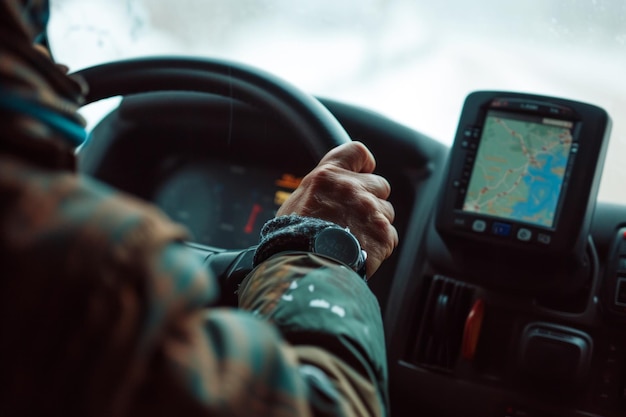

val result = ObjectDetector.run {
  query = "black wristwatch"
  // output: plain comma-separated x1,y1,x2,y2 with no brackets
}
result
253,215,368,279
311,227,367,277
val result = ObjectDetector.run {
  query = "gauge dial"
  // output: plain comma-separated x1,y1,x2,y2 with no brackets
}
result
154,161,299,249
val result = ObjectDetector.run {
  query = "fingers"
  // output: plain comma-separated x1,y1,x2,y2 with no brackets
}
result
319,141,376,174
320,141,390,199
359,199,398,277
358,172,392,200
379,198,395,224
355,220,397,279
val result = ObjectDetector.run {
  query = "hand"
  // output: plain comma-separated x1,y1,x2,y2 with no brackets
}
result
277,141,398,277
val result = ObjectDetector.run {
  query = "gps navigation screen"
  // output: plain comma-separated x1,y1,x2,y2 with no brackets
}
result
462,110,574,228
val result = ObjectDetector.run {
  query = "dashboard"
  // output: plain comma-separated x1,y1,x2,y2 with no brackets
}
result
79,89,626,417
153,158,300,249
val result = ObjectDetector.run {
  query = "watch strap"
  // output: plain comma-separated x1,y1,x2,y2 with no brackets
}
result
253,214,368,280
253,215,340,267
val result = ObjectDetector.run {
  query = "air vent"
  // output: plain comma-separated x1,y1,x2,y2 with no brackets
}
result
411,275,475,372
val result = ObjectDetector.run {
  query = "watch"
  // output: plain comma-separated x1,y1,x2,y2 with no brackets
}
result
253,215,368,279
311,227,367,278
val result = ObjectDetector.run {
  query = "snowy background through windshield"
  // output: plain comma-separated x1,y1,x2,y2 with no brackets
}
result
49,0,626,203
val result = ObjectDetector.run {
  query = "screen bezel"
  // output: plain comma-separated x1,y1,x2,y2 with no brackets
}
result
434,91,610,261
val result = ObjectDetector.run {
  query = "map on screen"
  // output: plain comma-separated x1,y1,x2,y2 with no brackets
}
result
463,111,573,228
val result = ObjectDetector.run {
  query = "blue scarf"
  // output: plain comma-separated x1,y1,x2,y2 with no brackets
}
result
0,0,88,161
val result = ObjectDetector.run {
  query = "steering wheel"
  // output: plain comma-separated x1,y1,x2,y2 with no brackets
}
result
75,56,351,158
73,56,353,305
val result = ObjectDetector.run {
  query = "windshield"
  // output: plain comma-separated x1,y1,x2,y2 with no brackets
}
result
48,0,626,204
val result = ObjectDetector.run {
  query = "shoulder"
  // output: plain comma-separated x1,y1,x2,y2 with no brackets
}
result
0,155,187,249
0,154,217,310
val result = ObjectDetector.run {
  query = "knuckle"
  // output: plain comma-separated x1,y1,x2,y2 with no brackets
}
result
301,164,338,189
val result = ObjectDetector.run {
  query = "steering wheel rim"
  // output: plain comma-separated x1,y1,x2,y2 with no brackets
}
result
73,56,351,159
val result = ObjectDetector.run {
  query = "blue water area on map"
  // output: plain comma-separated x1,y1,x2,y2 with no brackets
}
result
510,153,567,226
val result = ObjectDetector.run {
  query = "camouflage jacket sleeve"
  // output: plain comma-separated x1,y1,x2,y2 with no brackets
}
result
135,253,388,417
238,253,389,417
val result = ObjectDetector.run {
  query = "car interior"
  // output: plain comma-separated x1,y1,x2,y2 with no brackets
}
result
48,1,626,416
71,57,625,417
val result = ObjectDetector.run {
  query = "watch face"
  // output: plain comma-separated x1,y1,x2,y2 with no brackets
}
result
313,228,361,267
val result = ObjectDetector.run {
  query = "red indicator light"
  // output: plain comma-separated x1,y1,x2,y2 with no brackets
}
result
462,299,485,360
244,204,263,234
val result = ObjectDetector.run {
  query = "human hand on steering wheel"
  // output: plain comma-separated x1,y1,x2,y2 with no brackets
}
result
276,141,398,278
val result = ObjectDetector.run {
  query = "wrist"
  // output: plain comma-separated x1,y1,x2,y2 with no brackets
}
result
253,215,367,279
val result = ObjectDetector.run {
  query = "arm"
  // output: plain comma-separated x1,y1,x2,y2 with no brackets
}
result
233,141,396,414
139,142,396,416
238,253,389,416
130,244,386,417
